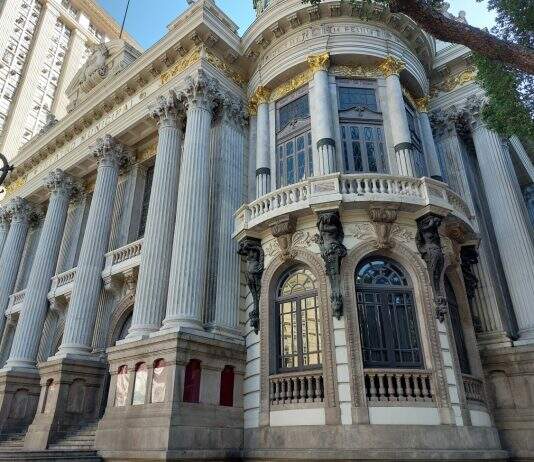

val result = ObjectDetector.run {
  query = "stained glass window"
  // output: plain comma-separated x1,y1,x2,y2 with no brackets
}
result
340,124,387,173
356,258,423,369
338,86,378,111
276,268,322,371
278,94,310,131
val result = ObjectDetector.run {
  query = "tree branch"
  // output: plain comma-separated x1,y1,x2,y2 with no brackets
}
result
389,0,534,73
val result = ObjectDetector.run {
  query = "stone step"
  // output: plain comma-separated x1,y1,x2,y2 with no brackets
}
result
0,450,101,461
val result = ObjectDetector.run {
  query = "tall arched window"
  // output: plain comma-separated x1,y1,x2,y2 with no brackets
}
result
275,267,322,372
355,258,422,369
405,99,427,177
337,79,388,174
445,277,471,375
183,359,201,403
276,87,313,187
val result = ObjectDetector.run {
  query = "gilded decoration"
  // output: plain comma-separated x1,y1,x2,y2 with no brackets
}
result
268,70,313,103
307,52,330,72
430,66,477,95
378,56,406,77
330,64,382,79
137,141,157,162
249,86,272,115
160,47,201,85
415,95,431,113
204,50,247,89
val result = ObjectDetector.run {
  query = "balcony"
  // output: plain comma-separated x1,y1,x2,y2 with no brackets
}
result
269,370,325,406
364,369,435,404
6,289,26,316
463,375,486,404
234,173,473,235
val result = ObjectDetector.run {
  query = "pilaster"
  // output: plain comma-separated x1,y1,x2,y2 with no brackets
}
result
415,96,442,181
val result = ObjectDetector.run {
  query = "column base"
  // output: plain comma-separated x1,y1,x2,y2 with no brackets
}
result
96,329,245,458
513,327,534,346
482,343,534,460
0,369,40,435
209,324,244,342
160,316,204,332
24,356,107,451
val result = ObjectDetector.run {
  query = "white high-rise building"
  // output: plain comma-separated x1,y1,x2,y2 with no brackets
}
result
0,0,140,161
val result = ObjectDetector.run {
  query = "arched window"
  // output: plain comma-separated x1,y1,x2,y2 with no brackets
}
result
151,359,166,403
132,362,148,405
275,267,322,372
115,312,132,343
445,278,471,375
219,365,235,407
115,365,129,407
183,359,201,403
337,79,388,174
276,88,313,187
355,258,422,369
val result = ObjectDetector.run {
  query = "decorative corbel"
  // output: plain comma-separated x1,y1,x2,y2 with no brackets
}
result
269,215,296,261
416,214,447,322
368,207,398,249
237,237,264,334
460,245,482,332
316,211,347,320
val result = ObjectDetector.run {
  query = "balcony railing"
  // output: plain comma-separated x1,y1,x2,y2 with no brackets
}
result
463,375,486,403
235,173,472,235
102,239,143,281
269,370,325,406
364,369,435,403
6,289,26,315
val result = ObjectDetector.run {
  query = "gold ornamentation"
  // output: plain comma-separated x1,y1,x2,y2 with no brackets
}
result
160,47,201,85
269,70,313,103
378,56,406,77
430,66,477,95
249,86,272,115
307,52,330,72
204,50,247,89
137,141,157,162
4,176,25,197
415,95,430,113
330,64,382,79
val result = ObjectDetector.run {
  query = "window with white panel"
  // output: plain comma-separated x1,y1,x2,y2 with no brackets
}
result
275,87,313,188
337,79,389,174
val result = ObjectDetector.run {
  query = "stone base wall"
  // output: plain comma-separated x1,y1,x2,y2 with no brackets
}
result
482,344,534,461
0,370,41,434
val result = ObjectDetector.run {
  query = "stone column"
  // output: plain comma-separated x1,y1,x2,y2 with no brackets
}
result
510,135,534,183
0,197,33,334
524,185,534,227
127,92,184,338
415,96,443,180
0,208,9,256
57,136,131,356
213,96,246,336
470,119,534,343
163,71,217,330
379,56,416,177
250,86,271,197
308,53,336,175
4,170,77,370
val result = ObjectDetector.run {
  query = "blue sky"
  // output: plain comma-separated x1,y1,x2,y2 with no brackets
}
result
98,0,496,50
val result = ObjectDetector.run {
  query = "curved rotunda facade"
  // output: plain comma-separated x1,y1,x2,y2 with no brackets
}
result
0,0,532,460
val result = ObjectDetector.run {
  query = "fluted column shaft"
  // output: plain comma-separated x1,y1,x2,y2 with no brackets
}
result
379,57,416,177
0,209,9,256
524,185,534,227
0,198,33,335
127,95,183,338
58,136,129,356
213,99,246,333
252,87,271,197
5,170,76,370
416,100,443,180
471,123,534,342
308,54,336,175
163,73,216,330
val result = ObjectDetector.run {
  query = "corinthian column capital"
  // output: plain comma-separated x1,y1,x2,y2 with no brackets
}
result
45,169,79,199
379,56,406,77
181,70,218,113
307,52,330,72
0,207,10,226
91,135,132,169
150,91,184,129
6,197,33,223
220,93,247,128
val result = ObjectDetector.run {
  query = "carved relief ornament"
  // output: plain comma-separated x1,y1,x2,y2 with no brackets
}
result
316,211,347,320
378,56,406,77
307,52,330,72
237,237,265,334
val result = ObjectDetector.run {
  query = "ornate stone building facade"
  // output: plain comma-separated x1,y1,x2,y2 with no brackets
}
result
0,0,532,460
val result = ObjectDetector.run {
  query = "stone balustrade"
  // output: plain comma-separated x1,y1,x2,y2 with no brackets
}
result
234,173,472,235
463,375,486,403
364,369,434,403
102,239,143,283
6,289,26,315
269,370,325,406
48,267,78,304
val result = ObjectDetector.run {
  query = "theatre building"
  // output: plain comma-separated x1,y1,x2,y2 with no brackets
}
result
0,0,533,460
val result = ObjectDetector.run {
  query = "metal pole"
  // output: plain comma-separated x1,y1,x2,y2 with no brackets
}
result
119,0,132,39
